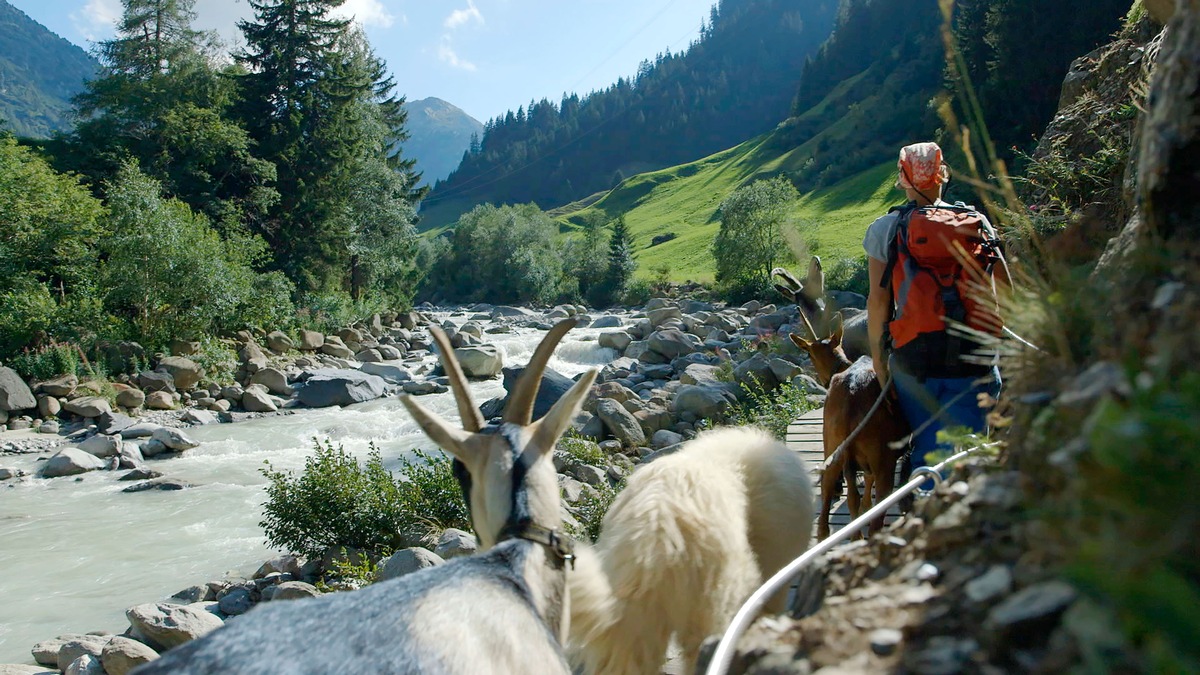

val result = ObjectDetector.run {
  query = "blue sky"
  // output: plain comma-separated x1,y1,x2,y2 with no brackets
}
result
10,0,715,123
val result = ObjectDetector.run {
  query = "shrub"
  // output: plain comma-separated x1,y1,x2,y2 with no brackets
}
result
649,232,677,247
713,176,799,296
260,441,470,559
826,255,870,297
8,342,80,381
568,479,624,544
728,380,817,440
559,434,606,466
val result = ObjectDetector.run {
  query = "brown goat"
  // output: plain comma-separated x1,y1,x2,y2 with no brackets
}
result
791,319,910,540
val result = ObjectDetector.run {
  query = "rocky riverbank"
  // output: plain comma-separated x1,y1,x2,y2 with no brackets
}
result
2,293,846,672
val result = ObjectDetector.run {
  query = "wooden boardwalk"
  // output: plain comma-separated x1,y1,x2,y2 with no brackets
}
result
786,407,902,535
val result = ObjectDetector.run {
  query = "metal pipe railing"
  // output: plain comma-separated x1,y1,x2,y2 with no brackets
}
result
704,446,988,675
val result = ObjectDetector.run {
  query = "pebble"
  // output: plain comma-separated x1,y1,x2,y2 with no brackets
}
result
869,628,903,656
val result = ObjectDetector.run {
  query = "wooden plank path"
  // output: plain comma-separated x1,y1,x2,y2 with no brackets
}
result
786,407,903,535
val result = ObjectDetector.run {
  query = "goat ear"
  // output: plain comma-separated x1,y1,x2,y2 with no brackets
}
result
530,369,598,454
830,314,844,349
790,333,813,352
400,395,474,460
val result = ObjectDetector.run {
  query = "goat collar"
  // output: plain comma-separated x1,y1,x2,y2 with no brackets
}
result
498,521,576,570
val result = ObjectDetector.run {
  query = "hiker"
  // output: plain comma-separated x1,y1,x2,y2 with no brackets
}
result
862,142,1007,481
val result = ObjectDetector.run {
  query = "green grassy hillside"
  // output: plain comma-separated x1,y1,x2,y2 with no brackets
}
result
555,135,900,282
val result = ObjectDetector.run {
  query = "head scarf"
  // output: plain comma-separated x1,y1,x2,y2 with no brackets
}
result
897,142,948,192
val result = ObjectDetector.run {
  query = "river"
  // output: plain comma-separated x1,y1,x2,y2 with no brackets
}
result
0,320,618,664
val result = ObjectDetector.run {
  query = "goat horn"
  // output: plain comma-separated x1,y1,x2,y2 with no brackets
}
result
429,324,485,432
797,305,820,341
504,318,578,425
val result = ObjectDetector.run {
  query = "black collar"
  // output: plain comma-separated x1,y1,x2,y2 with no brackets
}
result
498,521,576,570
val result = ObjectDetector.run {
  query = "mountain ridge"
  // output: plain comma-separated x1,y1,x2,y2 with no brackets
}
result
402,97,483,187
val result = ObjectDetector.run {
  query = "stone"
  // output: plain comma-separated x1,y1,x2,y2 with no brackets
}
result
41,448,107,477
121,477,194,493
119,468,162,481
239,386,277,413
646,329,697,359
297,369,387,407
36,394,61,419
651,429,683,448
126,602,224,650
120,422,161,439
0,367,36,411
38,420,59,434
39,374,78,397
77,434,123,458
152,426,200,451
402,381,445,396
255,554,304,579
454,345,503,378
0,467,28,480
33,635,94,667
598,331,633,352
966,565,1014,604
355,348,384,362
646,307,683,327
680,363,723,387
63,654,104,675
769,357,802,384
596,398,646,447
0,665,55,674
145,391,175,410
570,463,608,486
266,331,295,353
319,340,356,359
270,581,322,601
55,636,111,671
62,396,111,418
591,315,622,328
180,409,219,425
378,548,445,582
168,339,201,356
115,388,145,409
156,357,203,391
674,385,734,420
250,368,293,397
100,636,158,675
734,353,780,391
117,442,146,469
217,587,253,616
869,628,904,656
434,528,478,560
986,580,1078,635
298,330,324,351
137,371,176,394
359,362,412,383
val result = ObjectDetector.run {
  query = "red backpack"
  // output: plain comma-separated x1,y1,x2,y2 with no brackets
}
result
884,203,1003,377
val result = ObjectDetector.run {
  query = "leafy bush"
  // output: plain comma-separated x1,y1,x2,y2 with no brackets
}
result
650,232,677,247
568,479,624,544
190,337,240,386
260,441,470,558
826,255,870,297
620,278,654,307
559,434,606,466
8,342,80,381
728,380,817,439
713,176,799,298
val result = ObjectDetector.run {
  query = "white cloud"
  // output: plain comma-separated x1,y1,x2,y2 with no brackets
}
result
444,0,483,30
70,0,120,42
438,38,476,71
334,0,399,29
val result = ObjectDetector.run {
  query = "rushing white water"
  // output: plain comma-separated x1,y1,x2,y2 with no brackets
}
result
0,320,618,664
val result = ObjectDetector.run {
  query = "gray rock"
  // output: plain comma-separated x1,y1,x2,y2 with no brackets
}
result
119,468,162,481
63,654,104,675
674,385,734,420
156,357,203,390
359,361,412,383
646,307,682,327
180,409,219,425
598,331,633,352
117,443,146,470
145,391,175,410
38,420,59,434
596,398,646,447
769,357,802,384
217,587,253,616
0,367,36,411
62,396,112,418
986,580,1078,633
271,581,322,601
377,548,445,582
0,467,28,480
37,394,61,419
646,329,697,359
57,636,110,671
966,565,1013,604
41,448,107,477
255,555,304,579
453,345,503,379
168,339,201,356
319,339,356,359
0,665,55,674
78,434,123,458
250,368,293,397
126,602,224,650
121,477,194,493
119,422,161,439
298,330,324,351
651,429,683,448
115,388,145,409
137,371,176,394
591,315,622,328
490,306,538,318
151,426,200,451
734,353,780,391
434,528,478,560
869,628,904,656
355,348,384,362
680,363,723,387
297,369,387,407
242,387,278,413
100,636,159,675
402,381,445,396
570,463,608,486
32,635,93,667
266,331,295,353
39,374,78,397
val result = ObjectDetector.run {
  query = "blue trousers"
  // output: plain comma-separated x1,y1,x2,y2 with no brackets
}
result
890,360,1001,473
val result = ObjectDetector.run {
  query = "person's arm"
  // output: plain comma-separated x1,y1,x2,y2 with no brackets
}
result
867,256,891,382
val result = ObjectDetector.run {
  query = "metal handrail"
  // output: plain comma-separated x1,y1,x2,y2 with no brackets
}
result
704,445,989,675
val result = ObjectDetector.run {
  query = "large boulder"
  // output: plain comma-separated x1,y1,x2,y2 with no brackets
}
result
646,307,683,327
144,391,175,410
377,548,444,582
99,636,158,675
454,346,503,379
125,602,223,650
62,396,112,418
241,387,278,413
359,362,412,384
57,637,111,672
115,388,145,409
591,315,623,328
0,367,36,411
598,332,633,351
595,398,647,447
266,331,295,353
319,339,355,360
249,368,293,397
151,427,200,451
137,371,175,393
482,366,576,422
32,635,99,668
734,353,780,391
297,369,386,407
434,528,478,560
298,330,324,351
155,357,203,391
41,449,107,478
646,329,697,360
38,374,78,397
680,363,723,388
674,385,734,420
77,434,123,458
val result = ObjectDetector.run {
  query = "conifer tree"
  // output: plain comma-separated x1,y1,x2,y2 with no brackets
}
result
603,215,636,306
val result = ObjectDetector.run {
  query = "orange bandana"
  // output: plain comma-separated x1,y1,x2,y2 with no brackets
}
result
897,143,947,192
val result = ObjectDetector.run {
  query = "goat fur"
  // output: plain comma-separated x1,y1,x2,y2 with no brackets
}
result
567,427,814,675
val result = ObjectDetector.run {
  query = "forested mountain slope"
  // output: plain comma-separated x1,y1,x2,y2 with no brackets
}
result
420,0,839,228
0,0,98,138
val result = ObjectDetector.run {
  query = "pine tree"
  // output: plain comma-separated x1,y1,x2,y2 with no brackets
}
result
603,215,636,306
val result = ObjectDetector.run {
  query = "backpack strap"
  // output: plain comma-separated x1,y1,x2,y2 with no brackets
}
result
881,202,917,288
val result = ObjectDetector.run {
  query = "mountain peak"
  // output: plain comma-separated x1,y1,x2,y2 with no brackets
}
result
402,97,483,186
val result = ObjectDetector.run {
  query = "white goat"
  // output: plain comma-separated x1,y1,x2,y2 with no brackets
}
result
135,320,595,675
568,427,815,675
